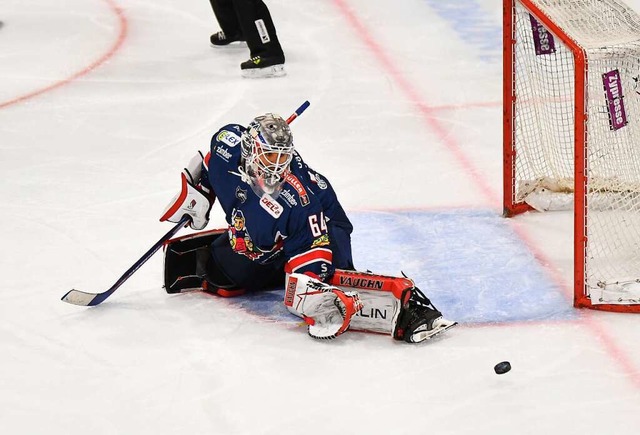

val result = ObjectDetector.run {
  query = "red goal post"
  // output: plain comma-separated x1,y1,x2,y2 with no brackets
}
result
503,0,640,312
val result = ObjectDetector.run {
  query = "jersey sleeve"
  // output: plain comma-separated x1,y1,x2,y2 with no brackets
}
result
200,124,245,195
295,153,353,234
282,202,333,279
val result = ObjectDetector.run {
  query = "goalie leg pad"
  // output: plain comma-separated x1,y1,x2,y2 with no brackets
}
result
285,273,363,340
347,289,401,335
330,269,456,343
163,229,245,296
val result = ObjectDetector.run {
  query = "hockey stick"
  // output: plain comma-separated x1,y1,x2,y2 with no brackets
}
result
61,101,310,307
286,100,310,124
61,215,191,306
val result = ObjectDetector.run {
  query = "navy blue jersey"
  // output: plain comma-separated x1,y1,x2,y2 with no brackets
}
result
200,123,353,278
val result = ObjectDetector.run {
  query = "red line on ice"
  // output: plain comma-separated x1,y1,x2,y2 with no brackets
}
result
0,0,128,110
332,0,640,389
331,0,498,207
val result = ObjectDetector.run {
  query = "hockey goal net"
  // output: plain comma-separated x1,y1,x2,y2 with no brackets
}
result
504,0,640,311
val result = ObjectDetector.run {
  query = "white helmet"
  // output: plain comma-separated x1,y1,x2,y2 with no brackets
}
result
242,113,294,196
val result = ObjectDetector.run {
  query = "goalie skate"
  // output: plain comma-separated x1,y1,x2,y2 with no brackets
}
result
393,287,457,343
408,316,457,343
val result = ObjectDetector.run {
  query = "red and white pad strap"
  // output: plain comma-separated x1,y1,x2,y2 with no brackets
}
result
284,273,363,339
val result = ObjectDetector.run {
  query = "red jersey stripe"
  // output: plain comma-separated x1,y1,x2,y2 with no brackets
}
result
285,248,333,273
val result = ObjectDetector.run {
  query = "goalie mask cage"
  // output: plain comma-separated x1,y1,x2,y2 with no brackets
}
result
503,0,640,312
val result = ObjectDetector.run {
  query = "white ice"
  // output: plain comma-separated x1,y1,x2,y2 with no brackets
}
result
2,0,640,434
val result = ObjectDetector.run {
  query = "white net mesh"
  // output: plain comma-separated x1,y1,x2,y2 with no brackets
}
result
512,0,640,304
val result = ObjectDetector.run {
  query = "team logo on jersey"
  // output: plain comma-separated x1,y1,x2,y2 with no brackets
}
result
216,146,232,161
284,173,310,206
260,193,283,218
228,210,259,259
310,171,328,190
235,187,247,203
217,130,241,147
311,234,330,248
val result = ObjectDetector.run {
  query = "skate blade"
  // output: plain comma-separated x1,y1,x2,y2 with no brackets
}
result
410,320,457,343
241,64,286,79
210,41,247,49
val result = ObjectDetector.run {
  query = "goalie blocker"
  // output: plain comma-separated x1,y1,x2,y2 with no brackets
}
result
163,230,456,343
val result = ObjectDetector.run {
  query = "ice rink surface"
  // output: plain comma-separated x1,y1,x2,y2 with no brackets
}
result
2,0,640,433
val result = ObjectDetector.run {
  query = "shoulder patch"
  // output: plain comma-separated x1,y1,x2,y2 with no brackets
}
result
217,130,241,148
309,171,328,189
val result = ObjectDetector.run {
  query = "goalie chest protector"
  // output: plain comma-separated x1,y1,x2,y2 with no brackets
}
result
201,124,351,276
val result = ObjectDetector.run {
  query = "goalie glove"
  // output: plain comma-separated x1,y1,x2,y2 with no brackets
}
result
160,173,212,230
284,273,364,340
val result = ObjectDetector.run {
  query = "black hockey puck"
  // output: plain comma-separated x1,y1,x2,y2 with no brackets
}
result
494,361,511,375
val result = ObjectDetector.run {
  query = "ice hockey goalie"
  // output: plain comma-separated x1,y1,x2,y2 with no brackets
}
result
161,111,456,343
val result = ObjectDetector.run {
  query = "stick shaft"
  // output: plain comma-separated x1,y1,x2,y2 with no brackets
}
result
62,100,311,306
61,216,190,306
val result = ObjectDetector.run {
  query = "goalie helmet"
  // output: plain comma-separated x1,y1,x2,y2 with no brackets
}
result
241,113,294,197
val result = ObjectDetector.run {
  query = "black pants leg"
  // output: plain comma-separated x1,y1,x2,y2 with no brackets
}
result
210,233,286,292
209,0,243,37
229,0,284,59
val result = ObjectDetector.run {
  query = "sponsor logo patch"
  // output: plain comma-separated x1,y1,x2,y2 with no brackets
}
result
354,308,388,319
285,277,297,307
217,130,241,147
603,69,628,131
216,146,232,161
339,276,384,290
255,19,271,43
279,189,298,207
529,15,555,56
260,194,283,218
284,173,309,206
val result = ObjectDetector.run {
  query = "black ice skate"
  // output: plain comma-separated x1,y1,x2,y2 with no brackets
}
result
240,55,286,78
210,30,245,47
393,287,457,343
